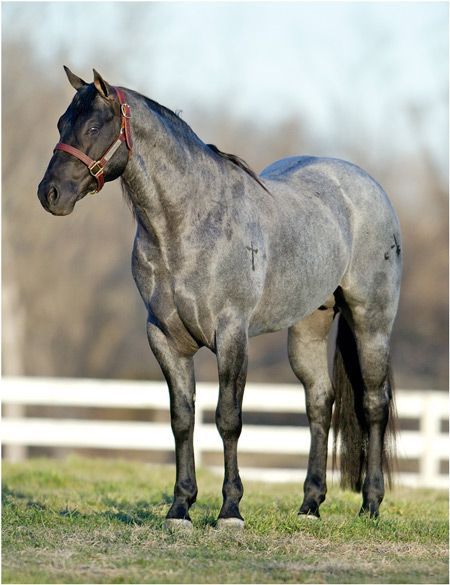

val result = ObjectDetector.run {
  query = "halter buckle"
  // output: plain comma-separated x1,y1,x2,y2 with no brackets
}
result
121,103,131,119
88,160,104,178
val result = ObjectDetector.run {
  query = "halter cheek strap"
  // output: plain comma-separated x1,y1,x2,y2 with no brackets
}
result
54,87,132,193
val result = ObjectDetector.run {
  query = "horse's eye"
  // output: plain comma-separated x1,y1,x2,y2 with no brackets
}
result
88,127,99,136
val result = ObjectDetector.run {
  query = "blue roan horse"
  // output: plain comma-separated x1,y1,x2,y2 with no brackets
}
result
38,68,402,528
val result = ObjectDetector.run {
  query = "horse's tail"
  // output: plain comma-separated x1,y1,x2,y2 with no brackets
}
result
332,314,397,491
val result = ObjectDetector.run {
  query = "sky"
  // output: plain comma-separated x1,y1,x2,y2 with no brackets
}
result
2,1,449,174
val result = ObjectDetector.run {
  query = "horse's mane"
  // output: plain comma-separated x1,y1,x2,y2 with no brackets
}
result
205,144,270,193
139,93,269,193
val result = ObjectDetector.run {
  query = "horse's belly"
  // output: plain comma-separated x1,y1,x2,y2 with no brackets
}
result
249,231,348,336
249,286,334,336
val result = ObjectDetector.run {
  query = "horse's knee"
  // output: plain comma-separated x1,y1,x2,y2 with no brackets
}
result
170,397,194,441
216,403,242,440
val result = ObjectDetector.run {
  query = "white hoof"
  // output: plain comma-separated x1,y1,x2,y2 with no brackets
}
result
298,513,320,521
216,517,245,530
164,518,193,530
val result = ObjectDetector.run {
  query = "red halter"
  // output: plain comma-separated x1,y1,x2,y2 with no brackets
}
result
54,87,132,193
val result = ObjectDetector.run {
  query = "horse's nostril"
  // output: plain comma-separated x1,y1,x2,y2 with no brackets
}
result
47,185,59,206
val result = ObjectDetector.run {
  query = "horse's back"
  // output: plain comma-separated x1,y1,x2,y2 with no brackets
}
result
261,155,322,179
261,155,398,227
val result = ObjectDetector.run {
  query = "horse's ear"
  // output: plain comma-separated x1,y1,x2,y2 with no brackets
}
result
64,66,87,91
93,69,112,99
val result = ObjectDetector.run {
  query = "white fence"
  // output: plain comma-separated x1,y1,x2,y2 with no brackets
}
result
2,377,448,489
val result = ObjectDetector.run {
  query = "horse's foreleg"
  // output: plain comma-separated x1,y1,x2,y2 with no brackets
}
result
288,308,335,518
215,316,248,528
147,322,197,526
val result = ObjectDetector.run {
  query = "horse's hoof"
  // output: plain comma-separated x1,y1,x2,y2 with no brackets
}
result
359,510,380,521
164,518,193,531
298,512,320,521
216,517,245,530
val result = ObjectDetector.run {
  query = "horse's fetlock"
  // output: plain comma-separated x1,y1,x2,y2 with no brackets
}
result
167,500,191,521
176,478,197,501
223,477,243,501
304,476,326,504
362,474,384,508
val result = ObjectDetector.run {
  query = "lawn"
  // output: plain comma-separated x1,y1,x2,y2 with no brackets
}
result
2,456,448,583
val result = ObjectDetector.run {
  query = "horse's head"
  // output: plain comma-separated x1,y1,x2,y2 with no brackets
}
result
37,67,132,216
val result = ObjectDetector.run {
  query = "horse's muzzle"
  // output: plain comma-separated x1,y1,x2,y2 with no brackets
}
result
37,179,74,216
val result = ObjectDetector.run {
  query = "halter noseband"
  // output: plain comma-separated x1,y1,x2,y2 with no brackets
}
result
54,87,132,193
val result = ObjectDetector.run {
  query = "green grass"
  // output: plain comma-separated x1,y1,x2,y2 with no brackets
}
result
2,456,448,583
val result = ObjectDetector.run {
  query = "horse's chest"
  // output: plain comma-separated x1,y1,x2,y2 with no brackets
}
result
132,237,216,348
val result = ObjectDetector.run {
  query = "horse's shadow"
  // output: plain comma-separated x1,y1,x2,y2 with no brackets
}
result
97,494,220,528
2,485,48,511
96,494,172,527
3,485,219,528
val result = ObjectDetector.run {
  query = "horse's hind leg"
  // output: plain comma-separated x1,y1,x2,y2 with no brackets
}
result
215,313,248,528
339,295,396,518
288,306,335,518
147,322,197,528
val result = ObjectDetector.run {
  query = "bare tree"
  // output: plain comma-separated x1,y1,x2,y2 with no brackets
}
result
3,40,447,389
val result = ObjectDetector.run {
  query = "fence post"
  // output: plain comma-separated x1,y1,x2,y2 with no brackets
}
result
420,394,440,485
3,403,27,461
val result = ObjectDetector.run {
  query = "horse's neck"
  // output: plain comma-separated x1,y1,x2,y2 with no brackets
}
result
121,96,211,240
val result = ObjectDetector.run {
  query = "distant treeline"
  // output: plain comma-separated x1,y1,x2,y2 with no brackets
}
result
2,40,448,389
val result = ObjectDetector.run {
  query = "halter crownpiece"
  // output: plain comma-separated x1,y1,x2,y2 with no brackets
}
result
54,86,132,193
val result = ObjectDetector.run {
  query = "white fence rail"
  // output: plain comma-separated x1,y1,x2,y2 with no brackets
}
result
2,377,448,489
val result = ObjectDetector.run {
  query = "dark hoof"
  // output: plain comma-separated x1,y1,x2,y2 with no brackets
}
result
166,501,192,522
359,505,380,519
299,500,321,519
